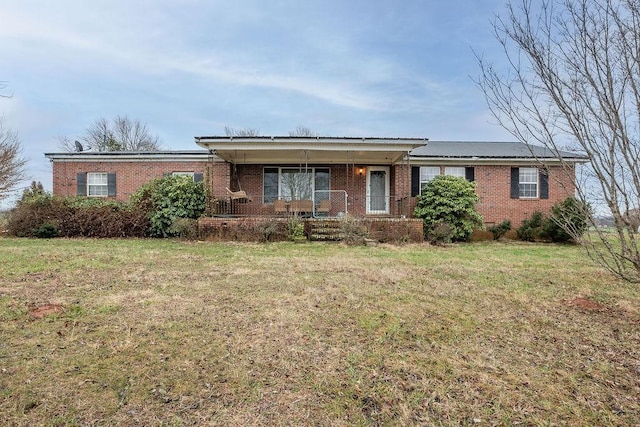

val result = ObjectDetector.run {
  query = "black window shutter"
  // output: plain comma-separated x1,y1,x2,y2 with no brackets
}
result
77,173,87,196
539,170,549,199
411,167,420,197
194,173,204,183
465,167,475,182
510,168,520,199
107,173,117,196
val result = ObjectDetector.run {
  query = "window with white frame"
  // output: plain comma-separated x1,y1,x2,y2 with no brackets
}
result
263,167,329,203
444,166,466,179
519,167,538,198
87,172,108,196
419,167,440,190
172,171,195,178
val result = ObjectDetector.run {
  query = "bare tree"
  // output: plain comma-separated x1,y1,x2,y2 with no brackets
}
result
289,126,319,137
0,117,27,201
58,116,161,152
0,81,11,98
224,126,261,137
477,0,640,281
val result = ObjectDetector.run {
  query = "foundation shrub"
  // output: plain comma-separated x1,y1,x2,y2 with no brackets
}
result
516,211,544,242
32,222,59,238
489,219,512,240
287,216,306,241
7,191,149,238
7,193,63,237
132,175,206,237
542,197,588,243
414,175,484,242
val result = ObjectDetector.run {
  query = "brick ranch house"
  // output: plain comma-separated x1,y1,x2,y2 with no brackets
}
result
45,137,587,240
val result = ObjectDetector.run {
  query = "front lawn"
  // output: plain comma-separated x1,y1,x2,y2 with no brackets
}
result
0,239,638,426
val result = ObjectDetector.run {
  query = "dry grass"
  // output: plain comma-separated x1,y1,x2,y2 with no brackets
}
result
0,238,639,426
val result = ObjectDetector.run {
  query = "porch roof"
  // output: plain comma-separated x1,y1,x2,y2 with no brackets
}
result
194,136,427,165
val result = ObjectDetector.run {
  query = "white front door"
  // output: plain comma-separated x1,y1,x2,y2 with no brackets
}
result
366,166,389,214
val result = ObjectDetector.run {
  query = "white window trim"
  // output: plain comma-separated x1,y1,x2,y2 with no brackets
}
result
172,171,195,178
419,166,440,189
87,172,108,197
263,167,330,202
444,166,466,178
519,167,539,199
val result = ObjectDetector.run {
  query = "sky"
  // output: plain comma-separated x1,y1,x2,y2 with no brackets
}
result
0,0,514,206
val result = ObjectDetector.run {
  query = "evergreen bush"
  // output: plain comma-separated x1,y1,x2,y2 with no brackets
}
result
413,175,484,242
132,175,206,237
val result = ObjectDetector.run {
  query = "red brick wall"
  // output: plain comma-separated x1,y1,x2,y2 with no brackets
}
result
51,160,211,201
229,164,415,216
405,164,576,225
475,164,575,225
53,159,576,226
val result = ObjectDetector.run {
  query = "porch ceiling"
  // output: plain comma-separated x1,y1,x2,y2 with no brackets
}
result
195,136,427,165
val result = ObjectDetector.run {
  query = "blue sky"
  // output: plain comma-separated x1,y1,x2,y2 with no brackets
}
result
1,0,513,205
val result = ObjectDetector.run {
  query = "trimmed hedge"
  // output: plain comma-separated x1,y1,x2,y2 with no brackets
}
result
7,195,149,238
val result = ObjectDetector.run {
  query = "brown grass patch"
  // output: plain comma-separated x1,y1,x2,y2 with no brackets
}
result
28,303,64,319
0,238,639,426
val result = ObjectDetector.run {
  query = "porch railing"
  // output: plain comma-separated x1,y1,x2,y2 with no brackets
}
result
210,190,348,218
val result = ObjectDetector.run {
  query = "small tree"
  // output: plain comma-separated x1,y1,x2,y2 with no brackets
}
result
414,175,484,242
542,197,589,243
58,116,161,152
132,175,206,237
476,0,640,281
0,118,27,201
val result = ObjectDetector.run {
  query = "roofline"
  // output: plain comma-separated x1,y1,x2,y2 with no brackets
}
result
44,150,217,162
195,136,429,142
409,157,588,165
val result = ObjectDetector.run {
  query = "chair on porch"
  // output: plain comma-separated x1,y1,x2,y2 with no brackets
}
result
315,199,331,217
290,200,313,216
273,199,288,215
226,187,252,202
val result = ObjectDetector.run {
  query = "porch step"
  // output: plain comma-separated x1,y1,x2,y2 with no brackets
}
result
307,219,344,241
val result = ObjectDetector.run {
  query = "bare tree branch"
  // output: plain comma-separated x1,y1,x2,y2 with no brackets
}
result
0,117,27,201
224,126,261,137
477,0,640,281
58,116,162,152
289,126,319,137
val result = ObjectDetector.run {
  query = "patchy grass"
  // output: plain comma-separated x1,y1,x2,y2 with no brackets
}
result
0,238,638,426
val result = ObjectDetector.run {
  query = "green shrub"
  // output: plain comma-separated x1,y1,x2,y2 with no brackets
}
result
414,175,484,242
488,219,512,240
287,216,306,241
7,193,62,237
132,176,206,237
541,197,588,243
32,222,59,238
21,181,46,200
516,211,544,242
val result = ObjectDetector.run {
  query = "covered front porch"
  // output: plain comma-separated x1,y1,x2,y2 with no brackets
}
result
196,136,427,219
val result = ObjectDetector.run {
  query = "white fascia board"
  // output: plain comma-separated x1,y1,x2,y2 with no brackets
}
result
409,157,588,165
195,137,425,153
44,152,219,162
